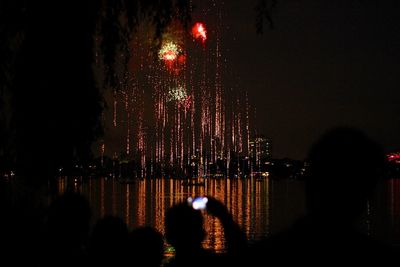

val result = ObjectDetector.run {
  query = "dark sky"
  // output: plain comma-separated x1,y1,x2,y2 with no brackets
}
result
219,0,400,159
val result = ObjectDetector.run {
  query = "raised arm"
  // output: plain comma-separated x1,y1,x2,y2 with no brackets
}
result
205,197,248,255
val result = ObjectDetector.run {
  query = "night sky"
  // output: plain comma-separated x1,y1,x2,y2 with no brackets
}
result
219,0,400,159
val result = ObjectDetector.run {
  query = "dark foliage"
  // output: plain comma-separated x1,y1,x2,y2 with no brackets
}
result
0,0,190,184
255,0,277,33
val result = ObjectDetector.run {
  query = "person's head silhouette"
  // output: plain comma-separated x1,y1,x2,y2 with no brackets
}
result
305,127,386,223
165,202,205,253
129,227,164,267
90,215,128,253
43,191,91,266
89,216,129,265
46,191,91,246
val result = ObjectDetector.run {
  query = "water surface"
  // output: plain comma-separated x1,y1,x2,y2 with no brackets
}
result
58,176,399,251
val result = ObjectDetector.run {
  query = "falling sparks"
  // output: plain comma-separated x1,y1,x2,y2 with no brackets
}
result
102,3,256,178
179,95,192,110
167,86,188,102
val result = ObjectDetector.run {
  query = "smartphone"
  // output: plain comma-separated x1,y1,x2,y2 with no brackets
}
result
187,196,208,210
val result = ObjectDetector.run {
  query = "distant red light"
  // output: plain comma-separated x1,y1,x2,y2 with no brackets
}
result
387,153,400,163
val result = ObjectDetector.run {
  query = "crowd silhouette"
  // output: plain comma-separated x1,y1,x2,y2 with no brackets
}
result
164,197,246,267
0,127,397,266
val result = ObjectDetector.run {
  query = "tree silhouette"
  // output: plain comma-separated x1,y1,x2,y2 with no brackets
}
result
0,0,190,185
255,0,277,33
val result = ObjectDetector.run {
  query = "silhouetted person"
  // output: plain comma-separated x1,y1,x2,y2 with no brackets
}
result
164,197,246,267
128,227,164,267
88,215,129,266
41,191,91,267
251,127,394,265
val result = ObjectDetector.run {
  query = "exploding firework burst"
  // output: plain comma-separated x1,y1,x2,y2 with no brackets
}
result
192,22,207,43
158,41,182,62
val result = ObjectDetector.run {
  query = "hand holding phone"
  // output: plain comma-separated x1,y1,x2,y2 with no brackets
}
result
187,196,208,210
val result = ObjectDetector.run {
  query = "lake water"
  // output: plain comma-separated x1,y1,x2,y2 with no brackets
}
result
58,176,400,252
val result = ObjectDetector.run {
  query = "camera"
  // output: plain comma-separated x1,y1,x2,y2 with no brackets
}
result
187,196,208,210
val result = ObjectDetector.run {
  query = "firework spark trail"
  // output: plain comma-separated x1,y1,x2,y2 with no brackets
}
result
125,89,130,155
138,86,146,177
181,46,189,168
177,103,181,167
101,142,105,167
218,1,228,173
214,1,226,169
113,90,117,127
138,42,147,176
237,97,243,154
189,68,196,163
122,72,135,157
162,85,166,166
214,34,222,162
199,45,208,175
245,91,251,163
155,93,159,163
170,101,174,165
233,105,237,153
208,88,213,168
159,81,163,163
153,62,167,167
222,100,226,166
191,89,196,174
161,86,165,164
154,83,159,163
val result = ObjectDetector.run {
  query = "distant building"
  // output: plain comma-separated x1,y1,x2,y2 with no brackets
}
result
249,136,271,169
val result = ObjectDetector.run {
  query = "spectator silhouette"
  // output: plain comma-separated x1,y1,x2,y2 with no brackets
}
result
42,191,91,267
128,227,165,267
88,215,129,266
251,127,395,265
164,197,246,267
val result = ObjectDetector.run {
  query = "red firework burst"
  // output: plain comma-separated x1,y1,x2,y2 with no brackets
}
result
192,22,207,43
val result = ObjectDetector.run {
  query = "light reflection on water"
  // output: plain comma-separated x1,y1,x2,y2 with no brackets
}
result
58,177,306,252
58,177,400,251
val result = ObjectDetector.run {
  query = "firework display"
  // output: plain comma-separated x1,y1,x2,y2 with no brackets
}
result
99,2,254,178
